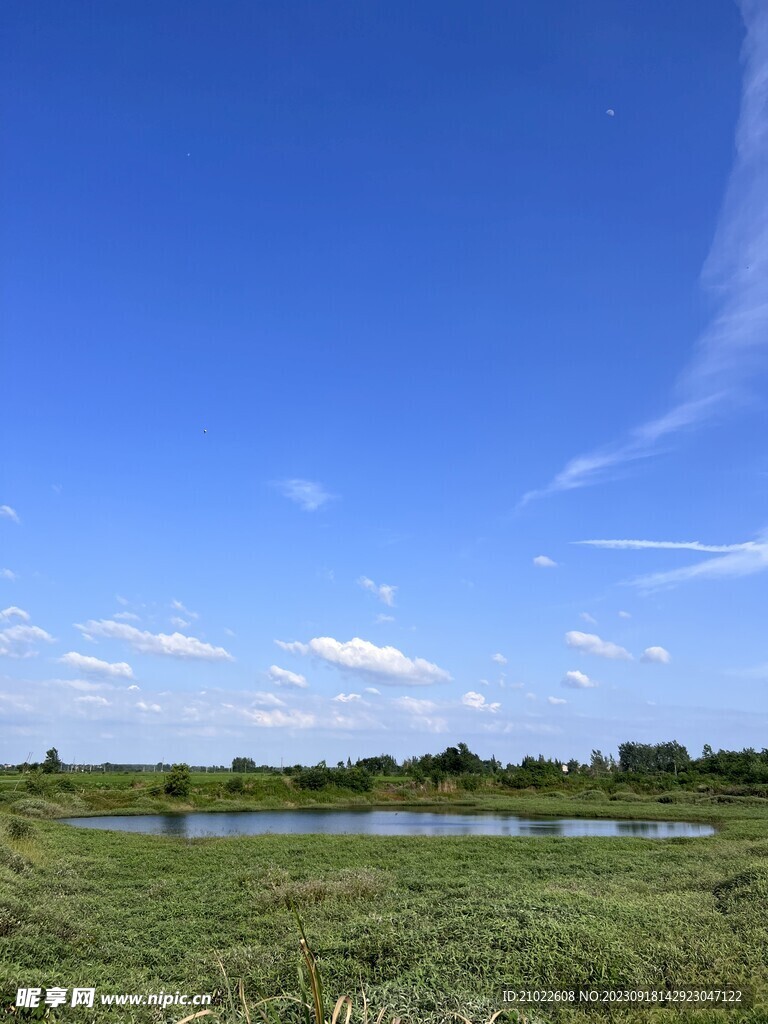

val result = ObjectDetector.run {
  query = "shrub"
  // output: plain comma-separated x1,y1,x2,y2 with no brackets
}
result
225,775,245,794
164,764,191,798
0,843,29,874
4,817,33,840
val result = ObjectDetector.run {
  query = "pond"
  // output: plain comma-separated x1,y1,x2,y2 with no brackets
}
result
60,808,715,838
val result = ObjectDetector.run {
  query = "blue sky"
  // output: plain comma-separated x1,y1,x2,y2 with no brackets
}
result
2,0,767,766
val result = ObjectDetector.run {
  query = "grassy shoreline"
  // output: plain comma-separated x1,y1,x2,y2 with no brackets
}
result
2,777,767,1022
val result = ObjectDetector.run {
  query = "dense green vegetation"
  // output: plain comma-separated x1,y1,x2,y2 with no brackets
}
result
1,742,767,1022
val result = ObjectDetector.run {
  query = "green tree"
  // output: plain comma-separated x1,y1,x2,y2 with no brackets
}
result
42,747,63,774
164,763,191,798
231,756,256,773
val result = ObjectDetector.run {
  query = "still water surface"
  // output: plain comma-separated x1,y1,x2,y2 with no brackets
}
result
62,808,714,838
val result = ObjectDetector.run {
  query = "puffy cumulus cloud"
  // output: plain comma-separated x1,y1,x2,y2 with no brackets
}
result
268,665,308,688
0,505,20,524
75,695,111,706
274,478,333,511
241,708,315,728
533,555,558,568
358,577,397,607
0,624,55,658
127,684,140,691
547,696,568,705
462,691,501,713
275,636,450,686
136,701,162,713
491,653,507,665
565,630,632,660
562,670,597,689
333,692,362,703
641,646,671,664
0,607,29,622
59,652,134,679
75,620,233,661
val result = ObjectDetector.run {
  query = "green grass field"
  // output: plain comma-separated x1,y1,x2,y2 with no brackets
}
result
1,775,767,1023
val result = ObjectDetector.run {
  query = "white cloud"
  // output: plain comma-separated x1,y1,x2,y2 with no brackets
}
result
641,646,671,664
364,687,380,695
0,607,30,623
333,692,362,703
59,678,110,692
113,611,140,622
580,612,598,626
533,555,558,568
631,537,768,589
565,630,632,660
170,616,190,629
375,614,395,624
75,620,233,661
171,599,198,620
358,577,397,607
0,624,55,658
242,708,315,728
392,696,447,733
525,692,537,701
252,691,286,707
267,664,308,688
520,4,768,504
576,538,745,553
462,691,501,713
136,701,162,713
127,684,140,691
618,610,632,619
75,695,111,706
1,569,18,581
224,627,236,637
59,652,134,679
275,636,451,686
491,652,508,665
547,696,568,705
0,505,20,524
274,479,333,511
562,669,597,689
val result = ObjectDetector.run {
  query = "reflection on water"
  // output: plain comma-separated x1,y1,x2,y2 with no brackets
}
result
61,808,715,839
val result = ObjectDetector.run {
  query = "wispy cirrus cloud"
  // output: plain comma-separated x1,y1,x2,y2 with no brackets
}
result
1,569,18,582
579,534,768,589
276,636,450,686
576,538,747,553
358,576,397,606
274,479,333,511
75,620,233,661
0,505,20,524
521,1,768,504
